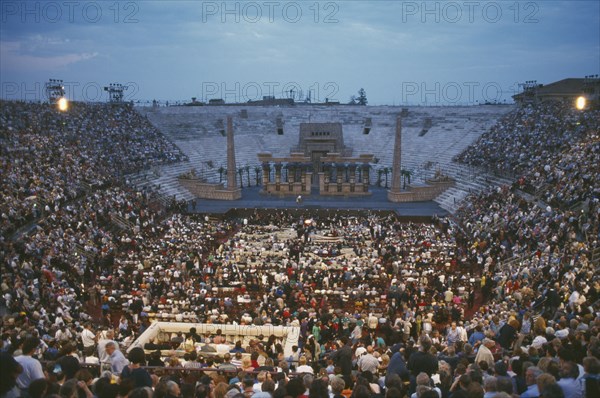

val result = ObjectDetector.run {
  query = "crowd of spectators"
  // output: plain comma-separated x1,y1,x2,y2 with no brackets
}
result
0,100,185,237
1,100,599,398
455,102,598,178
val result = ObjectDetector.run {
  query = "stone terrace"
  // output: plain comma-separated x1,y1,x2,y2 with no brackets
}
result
134,104,514,212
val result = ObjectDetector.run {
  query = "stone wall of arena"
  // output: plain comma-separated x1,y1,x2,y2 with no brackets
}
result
179,178,241,200
387,179,455,202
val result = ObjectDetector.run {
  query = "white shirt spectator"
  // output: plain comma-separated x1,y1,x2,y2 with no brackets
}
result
296,364,314,374
81,327,96,348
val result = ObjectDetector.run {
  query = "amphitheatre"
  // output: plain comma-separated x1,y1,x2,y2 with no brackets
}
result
1,95,598,398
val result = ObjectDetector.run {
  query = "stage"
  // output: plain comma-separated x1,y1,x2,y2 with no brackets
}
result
186,187,448,219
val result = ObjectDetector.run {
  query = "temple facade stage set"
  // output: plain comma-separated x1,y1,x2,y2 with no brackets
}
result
179,115,454,203
258,120,374,196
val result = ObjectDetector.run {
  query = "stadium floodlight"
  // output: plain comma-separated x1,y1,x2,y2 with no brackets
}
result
104,83,128,103
575,96,586,110
45,78,66,103
57,97,69,112
104,83,129,104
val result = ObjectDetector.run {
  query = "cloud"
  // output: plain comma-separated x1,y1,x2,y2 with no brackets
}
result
0,40,98,71
0,0,596,104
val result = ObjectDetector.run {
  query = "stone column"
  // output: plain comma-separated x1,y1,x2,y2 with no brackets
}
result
305,171,312,193
288,164,295,184
391,116,402,192
349,164,357,191
262,162,270,186
336,163,343,191
300,164,306,189
274,163,282,190
362,164,370,192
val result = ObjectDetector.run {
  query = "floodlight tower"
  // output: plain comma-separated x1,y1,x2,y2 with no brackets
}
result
518,80,539,93
104,83,128,103
45,79,65,103
517,80,540,104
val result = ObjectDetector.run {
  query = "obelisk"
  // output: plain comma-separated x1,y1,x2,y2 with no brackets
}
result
225,116,242,199
390,116,402,192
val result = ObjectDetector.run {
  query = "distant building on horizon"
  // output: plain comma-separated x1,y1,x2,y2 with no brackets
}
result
247,96,295,106
512,77,599,106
